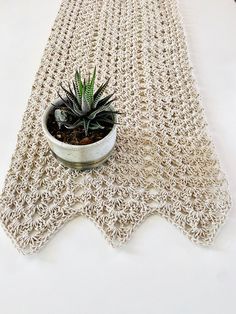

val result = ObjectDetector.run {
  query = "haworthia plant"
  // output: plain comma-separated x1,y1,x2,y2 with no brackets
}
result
53,67,120,136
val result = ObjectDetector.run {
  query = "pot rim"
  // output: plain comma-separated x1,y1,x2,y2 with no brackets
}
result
42,103,117,150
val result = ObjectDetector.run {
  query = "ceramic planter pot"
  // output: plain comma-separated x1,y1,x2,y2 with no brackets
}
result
42,100,117,170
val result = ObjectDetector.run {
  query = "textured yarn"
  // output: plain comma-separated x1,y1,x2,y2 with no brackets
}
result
0,0,231,253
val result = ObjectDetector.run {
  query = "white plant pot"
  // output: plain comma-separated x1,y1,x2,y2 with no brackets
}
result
42,101,117,170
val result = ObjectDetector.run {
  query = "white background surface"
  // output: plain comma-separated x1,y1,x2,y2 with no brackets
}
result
0,1,236,313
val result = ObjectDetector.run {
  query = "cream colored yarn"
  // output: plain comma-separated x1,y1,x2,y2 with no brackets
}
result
0,0,231,254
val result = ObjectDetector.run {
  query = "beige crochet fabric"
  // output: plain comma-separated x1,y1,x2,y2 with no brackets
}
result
0,0,231,254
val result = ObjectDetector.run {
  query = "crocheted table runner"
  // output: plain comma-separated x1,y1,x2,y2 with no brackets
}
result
0,0,231,254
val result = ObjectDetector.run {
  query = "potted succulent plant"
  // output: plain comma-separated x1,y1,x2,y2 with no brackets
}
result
42,68,120,170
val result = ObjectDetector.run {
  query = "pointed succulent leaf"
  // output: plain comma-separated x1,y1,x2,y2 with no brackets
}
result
81,86,91,114
67,83,77,101
100,110,122,115
75,70,83,101
93,78,110,108
96,117,114,124
60,84,83,115
58,93,78,116
96,93,115,108
72,81,77,99
90,67,96,101
60,84,76,102
64,119,84,130
83,119,91,136
87,99,115,120
85,83,93,107
68,84,79,104
89,121,105,130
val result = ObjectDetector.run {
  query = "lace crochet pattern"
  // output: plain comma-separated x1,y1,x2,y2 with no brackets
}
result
0,0,231,253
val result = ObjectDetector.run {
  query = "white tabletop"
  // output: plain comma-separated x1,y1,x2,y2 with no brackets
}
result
0,1,235,313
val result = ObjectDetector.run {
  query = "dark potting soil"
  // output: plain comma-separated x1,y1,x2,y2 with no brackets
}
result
47,113,113,145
